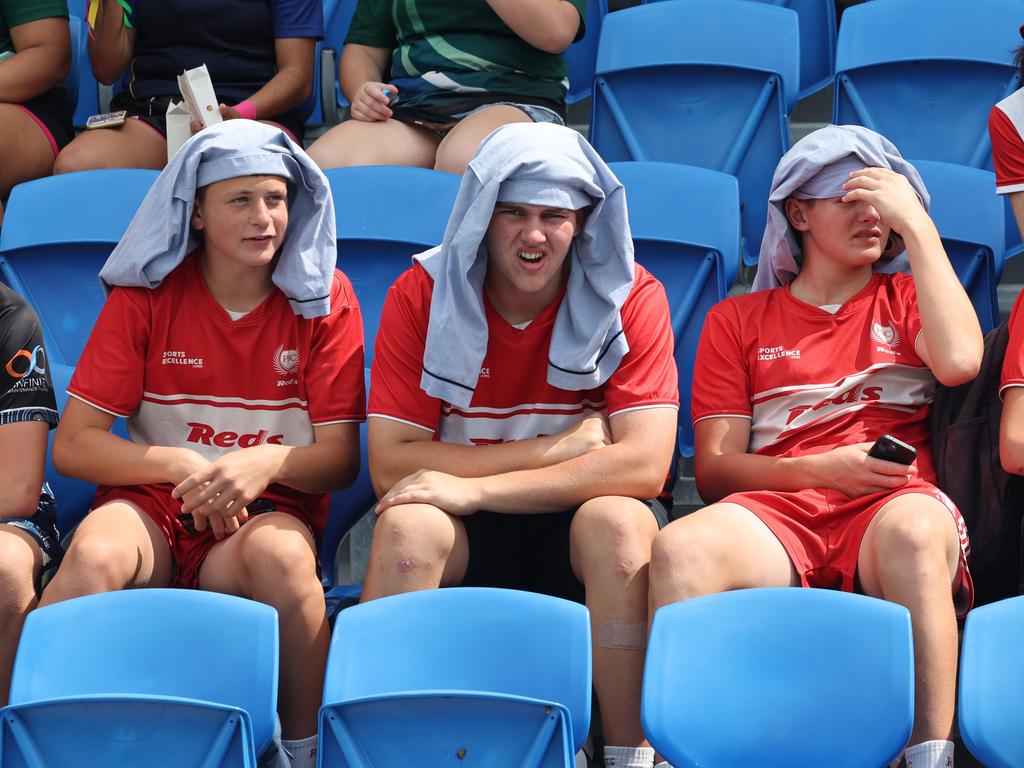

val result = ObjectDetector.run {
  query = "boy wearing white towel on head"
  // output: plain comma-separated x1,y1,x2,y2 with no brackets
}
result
366,123,679,768
41,121,366,768
650,125,982,768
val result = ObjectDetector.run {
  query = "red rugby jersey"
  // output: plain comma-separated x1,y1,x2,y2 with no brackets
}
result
692,273,939,480
990,90,1024,195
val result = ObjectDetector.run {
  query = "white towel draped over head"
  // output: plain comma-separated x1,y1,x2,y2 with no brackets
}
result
99,120,336,318
752,124,930,291
414,122,635,408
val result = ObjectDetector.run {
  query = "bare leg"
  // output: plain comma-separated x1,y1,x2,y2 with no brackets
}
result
361,503,469,599
0,528,43,706
199,512,328,740
52,119,167,174
569,497,659,747
857,493,961,747
39,501,174,606
306,119,440,170
0,104,58,224
433,105,533,175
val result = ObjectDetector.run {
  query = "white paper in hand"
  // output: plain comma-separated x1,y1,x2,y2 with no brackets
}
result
177,63,223,129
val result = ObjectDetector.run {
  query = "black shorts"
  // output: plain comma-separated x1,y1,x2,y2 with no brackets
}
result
19,86,74,156
460,497,671,603
108,91,306,144
0,482,63,580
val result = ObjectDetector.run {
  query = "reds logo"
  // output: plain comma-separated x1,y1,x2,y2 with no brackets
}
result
870,322,901,348
186,422,284,448
273,346,299,377
785,384,883,425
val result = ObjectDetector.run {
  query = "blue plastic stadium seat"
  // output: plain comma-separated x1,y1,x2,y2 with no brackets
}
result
959,595,1024,768
319,588,591,767
592,0,799,269
64,15,83,117
914,159,1004,332
0,169,158,367
643,588,914,768
0,590,278,767
610,161,740,459
319,0,359,124
643,0,834,101
565,0,607,105
834,0,1024,262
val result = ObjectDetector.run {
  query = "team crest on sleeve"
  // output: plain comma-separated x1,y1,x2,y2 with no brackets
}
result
273,345,300,386
870,323,901,349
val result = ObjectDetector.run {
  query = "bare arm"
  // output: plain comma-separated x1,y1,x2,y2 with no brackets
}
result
0,421,49,517
222,37,315,119
843,168,983,386
693,416,916,504
375,407,677,515
485,0,581,54
53,396,209,487
1010,191,1024,244
1000,387,1024,475
338,43,395,121
86,0,135,85
367,410,611,497
0,17,70,103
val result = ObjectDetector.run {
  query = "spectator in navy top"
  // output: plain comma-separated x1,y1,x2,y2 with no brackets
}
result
53,0,321,173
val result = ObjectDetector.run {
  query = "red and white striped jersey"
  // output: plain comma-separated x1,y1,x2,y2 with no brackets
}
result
990,89,1024,195
69,252,366,507
692,273,939,480
368,262,678,444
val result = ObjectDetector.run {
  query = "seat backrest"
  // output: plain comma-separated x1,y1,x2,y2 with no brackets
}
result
325,588,592,751
564,0,608,104
10,589,279,755
70,13,101,128
643,0,834,100
64,15,83,115
959,595,1024,767
592,0,798,268
610,161,740,459
914,159,1004,332
322,0,359,109
643,588,914,768
0,169,159,367
325,166,460,363
834,0,1021,170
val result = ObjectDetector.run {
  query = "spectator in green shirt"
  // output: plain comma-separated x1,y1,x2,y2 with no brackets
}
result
0,0,72,224
308,0,585,175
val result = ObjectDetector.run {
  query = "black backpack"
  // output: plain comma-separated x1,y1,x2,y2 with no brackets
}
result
930,319,1024,605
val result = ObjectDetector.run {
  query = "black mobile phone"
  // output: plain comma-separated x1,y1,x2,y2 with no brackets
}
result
867,434,917,465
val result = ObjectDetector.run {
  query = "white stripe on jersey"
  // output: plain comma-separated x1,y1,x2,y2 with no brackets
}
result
750,364,936,452
142,390,309,409
438,401,603,446
128,400,314,461
753,362,913,401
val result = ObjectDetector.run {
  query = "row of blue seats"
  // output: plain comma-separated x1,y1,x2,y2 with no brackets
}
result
2,586,1022,767
0,158,1006,585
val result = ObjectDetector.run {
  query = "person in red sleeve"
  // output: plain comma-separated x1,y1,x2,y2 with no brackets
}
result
650,126,982,768
989,25,1024,241
40,121,364,768
365,123,678,768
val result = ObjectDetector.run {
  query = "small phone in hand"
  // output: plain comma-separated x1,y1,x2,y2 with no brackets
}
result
867,434,917,465
85,110,127,129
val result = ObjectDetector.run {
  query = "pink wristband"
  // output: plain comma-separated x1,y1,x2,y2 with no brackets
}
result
234,100,257,120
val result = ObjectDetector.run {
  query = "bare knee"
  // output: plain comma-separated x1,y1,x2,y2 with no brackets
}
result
367,503,460,579
53,139,107,174
872,507,957,576
649,518,723,599
56,531,140,594
239,518,319,593
571,498,658,581
0,536,38,612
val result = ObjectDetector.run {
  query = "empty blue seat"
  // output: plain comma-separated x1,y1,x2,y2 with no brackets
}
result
610,161,740,459
914,159,1004,332
0,169,158,367
834,0,1024,261
643,0,834,100
592,0,799,269
319,0,359,124
319,588,591,767
1,590,279,767
959,595,1024,768
565,0,607,104
643,588,914,768
64,15,83,117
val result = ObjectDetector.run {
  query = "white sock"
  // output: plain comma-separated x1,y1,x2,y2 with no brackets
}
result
604,745,655,768
904,740,954,768
282,734,317,768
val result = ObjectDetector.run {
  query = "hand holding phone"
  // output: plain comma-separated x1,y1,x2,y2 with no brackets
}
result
867,434,917,465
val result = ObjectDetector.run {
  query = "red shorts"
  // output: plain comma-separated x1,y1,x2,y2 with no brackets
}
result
92,483,319,589
722,479,974,617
